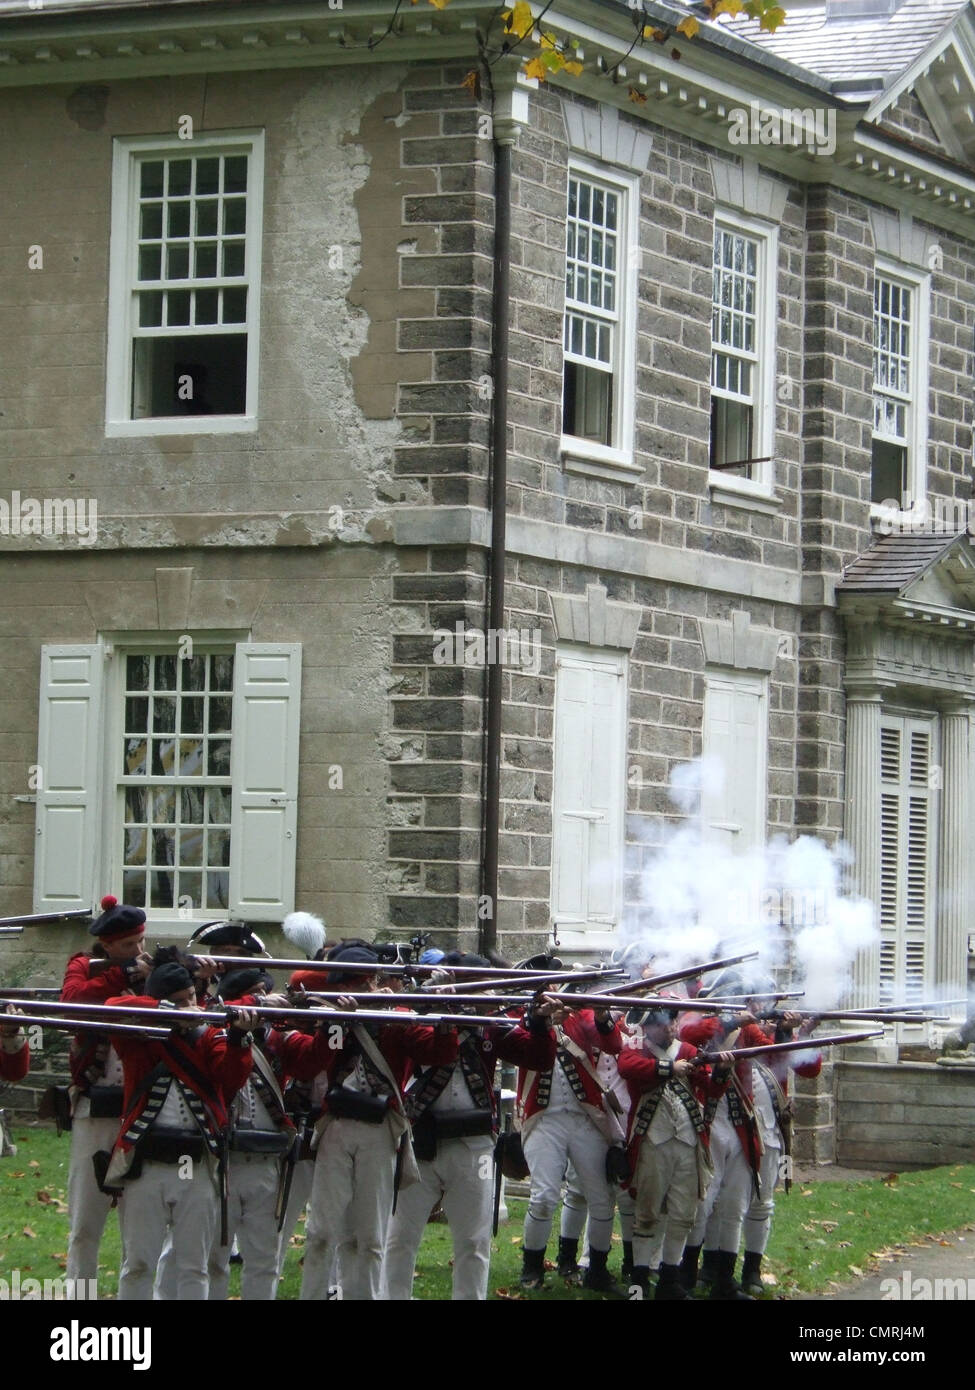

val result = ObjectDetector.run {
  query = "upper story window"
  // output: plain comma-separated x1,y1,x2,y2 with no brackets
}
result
871,266,928,508
106,132,264,437
709,213,776,492
560,162,639,481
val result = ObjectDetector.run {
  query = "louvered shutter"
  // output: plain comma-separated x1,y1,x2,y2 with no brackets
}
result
878,716,933,1030
33,645,105,912
228,644,301,920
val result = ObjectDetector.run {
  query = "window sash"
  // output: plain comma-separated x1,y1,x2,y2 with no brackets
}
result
873,274,913,445
562,170,627,442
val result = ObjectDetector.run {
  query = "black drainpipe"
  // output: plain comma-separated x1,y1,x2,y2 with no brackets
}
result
479,136,512,957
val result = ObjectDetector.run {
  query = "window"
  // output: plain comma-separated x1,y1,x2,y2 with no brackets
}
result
550,648,626,947
878,717,934,1030
871,266,929,508
701,670,768,850
33,641,300,925
106,132,264,435
120,652,234,913
709,215,776,490
560,162,638,478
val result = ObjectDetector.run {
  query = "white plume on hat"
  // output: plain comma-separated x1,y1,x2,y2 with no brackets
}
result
282,911,327,960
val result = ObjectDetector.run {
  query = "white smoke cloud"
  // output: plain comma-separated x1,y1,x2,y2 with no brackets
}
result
618,759,879,1009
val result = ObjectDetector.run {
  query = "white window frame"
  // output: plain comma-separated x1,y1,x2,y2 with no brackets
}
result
708,209,777,499
105,130,264,437
560,158,641,483
550,644,627,952
701,668,768,851
869,258,930,525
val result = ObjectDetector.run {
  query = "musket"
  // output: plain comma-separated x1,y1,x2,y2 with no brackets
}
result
693,1029,883,1063
758,1009,944,1025
703,992,805,1005
0,988,61,998
291,990,526,1011
0,927,23,937
423,970,620,993
3,1013,171,1039
222,1004,518,1030
596,951,761,996
549,991,756,1014
0,910,92,929
841,1000,965,1014
493,1107,509,1238
204,955,621,983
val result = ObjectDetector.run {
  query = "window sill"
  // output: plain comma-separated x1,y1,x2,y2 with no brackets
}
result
708,473,781,516
106,415,258,439
561,437,643,484
552,925,619,953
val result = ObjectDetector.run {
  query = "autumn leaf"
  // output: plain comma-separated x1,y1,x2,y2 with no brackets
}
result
761,5,787,31
676,15,700,38
427,0,450,8
628,87,648,104
563,60,583,76
882,1173,899,1186
505,0,534,39
671,48,683,61
494,1287,525,1299
27,1161,39,1171
643,25,667,42
461,69,481,97
22,1226,37,1239
35,1190,52,1204
523,55,548,81
710,0,744,15
510,1235,522,1245
8,1171,25,1179
848,1264,864,1277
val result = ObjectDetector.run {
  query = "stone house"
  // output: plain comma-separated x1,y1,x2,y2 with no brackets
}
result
1,0,974,1160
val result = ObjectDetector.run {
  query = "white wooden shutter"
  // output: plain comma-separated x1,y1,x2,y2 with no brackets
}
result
33,645,105,913
229,643,301,920
702,673,767,850
878,717,933,1028
551,650,626,935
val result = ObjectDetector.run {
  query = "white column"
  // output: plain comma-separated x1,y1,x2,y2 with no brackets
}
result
843,683,886,1006
936,700,972,1012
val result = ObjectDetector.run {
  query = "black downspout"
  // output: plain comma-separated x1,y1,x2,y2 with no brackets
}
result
479,137,511,957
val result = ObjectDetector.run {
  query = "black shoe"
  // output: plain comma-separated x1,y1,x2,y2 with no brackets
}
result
620,1239,634,1284
655,1262,690,1301
741,1250,764,1297
556,1237,580,1279
709,1249,755,1301
628,1264,652,1298
519,1246,547,1291
699,1247,719,1289
582,1248,626,1296
678,1242,701,1292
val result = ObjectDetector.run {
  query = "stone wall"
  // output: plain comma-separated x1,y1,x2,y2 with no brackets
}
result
836,1060,975,1168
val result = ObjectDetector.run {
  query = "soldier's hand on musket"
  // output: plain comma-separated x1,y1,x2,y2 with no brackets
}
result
191,954,219,981
735,1011,756,1026
0,1005,25,1038
336,994,359,1011
533,994,570,1025
129,951,153,980
798,1014,821,1038
673,1057,694,1077
778,1011,803,1033
262,992,291,1009
227,1007,258,1037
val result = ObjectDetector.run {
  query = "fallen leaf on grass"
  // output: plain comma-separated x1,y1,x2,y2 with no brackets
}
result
950,1183,964,1189
494,1287,524,1300
510,1236,522,1245
848,1264,864,1277
800,1188,814,1197
882,1173,898,1186
27,1161,39,1171
7,1172,25,1179
22,1227,36,1239
837,1241,852,1249
543,1259,556,1271
763,1273,778,1287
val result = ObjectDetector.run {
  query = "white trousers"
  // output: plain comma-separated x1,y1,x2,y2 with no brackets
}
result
632,1136,707,1268
689,1113,754,1254
743,1139,781,1256
66,1116,122,1286
207,1155,281,1301
385,1136,494,1301
117,1160,219,1301
560,1165,635,1246
300,1118,397,1303
523,1111,613,1254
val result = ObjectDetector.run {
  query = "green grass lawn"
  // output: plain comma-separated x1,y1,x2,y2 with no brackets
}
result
2,1124,973,1300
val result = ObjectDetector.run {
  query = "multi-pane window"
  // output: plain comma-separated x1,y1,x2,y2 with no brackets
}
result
563,175,620,446
107,133,263,432
120,652,234,912
872,274,913,505
711,226,761,478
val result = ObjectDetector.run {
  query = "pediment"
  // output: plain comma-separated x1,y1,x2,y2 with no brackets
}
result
839,528,975,630
866,19,975,169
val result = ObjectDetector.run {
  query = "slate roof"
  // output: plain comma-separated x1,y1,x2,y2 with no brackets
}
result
716,0,969,85
837,529,967,592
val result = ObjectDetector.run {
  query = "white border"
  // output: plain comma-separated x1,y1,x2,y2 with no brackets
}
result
105,129,264,437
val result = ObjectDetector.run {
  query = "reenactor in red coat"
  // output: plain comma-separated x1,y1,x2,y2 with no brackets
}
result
0,1005,29,1082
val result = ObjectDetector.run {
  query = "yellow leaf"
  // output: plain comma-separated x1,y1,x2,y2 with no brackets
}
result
22,1226,37,1239
710,0,744,15
507,0,534,38
563,60,583,76
523,55,548,81
428,0,450,9
461,69,481,96
760,4,786,31
643,25,667,42
676,15,700,38
628,87,648,104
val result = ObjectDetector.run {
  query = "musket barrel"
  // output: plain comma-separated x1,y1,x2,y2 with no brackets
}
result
598,951,760,996
715,1029,883,1060
203,955,621,982
0,910,92,928
8,1014,172,1039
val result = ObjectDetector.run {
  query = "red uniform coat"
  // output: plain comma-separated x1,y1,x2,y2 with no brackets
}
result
103,995,253,1180
61,953,134,1091
276,1012,459,1115
0,1039,29,1082
516,1009,623,1136
617,1040,726,1186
